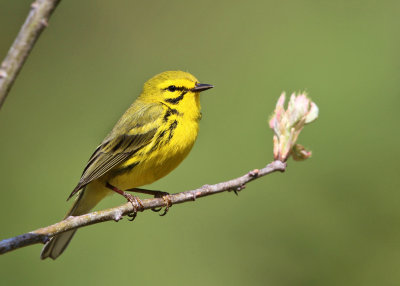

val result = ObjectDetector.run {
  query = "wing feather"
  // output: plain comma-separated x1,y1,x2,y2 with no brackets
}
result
68,102,164,199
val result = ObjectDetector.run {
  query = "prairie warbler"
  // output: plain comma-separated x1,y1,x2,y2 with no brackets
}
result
41,71,213,260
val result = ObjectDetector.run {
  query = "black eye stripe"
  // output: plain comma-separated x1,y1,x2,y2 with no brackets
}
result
165,85,186,92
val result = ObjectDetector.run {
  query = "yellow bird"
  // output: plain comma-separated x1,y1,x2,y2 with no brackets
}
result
41,71,213,260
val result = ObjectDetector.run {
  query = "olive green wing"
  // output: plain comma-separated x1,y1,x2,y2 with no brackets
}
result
67,102,164,200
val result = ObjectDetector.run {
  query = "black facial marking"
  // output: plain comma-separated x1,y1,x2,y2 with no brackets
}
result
165,86,185,92
167,85,176,92
165,90,187,105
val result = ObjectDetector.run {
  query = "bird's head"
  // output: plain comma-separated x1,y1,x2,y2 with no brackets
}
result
140,71,213,110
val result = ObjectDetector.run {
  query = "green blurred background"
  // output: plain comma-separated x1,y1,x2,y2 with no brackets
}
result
0,0,399,285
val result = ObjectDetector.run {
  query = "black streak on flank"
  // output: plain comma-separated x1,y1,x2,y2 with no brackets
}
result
165,91,187,105
150,129,167,152
163,108,181,122
158,129,167,141
168,120,178,141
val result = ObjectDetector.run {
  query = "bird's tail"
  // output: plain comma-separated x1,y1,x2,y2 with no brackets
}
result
40,182,109,260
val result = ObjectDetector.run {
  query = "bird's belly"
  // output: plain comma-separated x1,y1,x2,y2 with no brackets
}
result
109,120,199,190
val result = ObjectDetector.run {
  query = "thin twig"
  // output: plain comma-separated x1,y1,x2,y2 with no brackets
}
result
0,160,286,255
0,0,61,109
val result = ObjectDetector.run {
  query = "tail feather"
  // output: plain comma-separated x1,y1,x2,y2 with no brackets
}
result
40,229,77,260
41,182,109,260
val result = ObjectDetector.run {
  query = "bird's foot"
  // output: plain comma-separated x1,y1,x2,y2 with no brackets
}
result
150,191,172,216
106,182,143,221
124,193,144,221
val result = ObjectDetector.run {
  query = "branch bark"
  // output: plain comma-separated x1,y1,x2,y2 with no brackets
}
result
0,0,61,109
0,160,286,255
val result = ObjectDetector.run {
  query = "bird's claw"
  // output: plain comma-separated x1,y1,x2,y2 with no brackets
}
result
127,212,137,221
124,193,144,222
159,194,172,216
149,191,172,216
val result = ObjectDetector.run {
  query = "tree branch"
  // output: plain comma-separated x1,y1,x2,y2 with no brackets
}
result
0,0,61,109
0,160,286,255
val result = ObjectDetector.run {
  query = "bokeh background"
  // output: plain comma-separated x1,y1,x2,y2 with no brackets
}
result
0,1,399,285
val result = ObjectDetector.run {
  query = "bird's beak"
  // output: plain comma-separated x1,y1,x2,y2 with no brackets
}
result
191,83,214,92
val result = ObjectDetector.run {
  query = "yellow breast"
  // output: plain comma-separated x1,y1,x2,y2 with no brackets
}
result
109,98,201,190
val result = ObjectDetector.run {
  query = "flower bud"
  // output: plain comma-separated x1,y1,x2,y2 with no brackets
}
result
269,92,318,161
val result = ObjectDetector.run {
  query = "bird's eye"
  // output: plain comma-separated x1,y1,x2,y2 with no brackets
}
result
167,85,177,92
